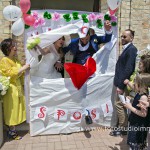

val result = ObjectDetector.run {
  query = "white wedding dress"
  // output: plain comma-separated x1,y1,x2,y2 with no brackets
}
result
29,44,62,79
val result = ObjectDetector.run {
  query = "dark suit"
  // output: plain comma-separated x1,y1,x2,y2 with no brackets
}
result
114,43,137,127
114,43,137,90
63,33,112,65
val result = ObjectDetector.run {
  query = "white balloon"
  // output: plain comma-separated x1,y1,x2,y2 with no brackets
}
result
11,18,24,36
3,5,22,21
107,0,121,10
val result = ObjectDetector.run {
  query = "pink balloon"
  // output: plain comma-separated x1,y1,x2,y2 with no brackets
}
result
19,0,31,13
23,14,35,26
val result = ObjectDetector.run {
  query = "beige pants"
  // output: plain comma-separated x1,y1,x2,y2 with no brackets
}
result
114,87,128,128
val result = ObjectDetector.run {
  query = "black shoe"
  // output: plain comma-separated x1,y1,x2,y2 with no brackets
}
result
109,130,122,136
109,130,127,136
85,115,93,125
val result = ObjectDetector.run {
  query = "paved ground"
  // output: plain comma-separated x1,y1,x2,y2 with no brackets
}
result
0,129,129,150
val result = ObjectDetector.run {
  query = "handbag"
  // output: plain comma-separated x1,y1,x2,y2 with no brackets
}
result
85,109,93,125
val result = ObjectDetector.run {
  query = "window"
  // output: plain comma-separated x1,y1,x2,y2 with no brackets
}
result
31,0,96,12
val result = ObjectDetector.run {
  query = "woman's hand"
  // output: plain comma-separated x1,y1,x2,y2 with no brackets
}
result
54,62,63,71
19,64,30,75
34,45,40,51
124,79,129,85
22,64,30,71
138,100,149,110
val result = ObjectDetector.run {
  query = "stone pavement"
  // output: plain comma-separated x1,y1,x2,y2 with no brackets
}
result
0,128,129,150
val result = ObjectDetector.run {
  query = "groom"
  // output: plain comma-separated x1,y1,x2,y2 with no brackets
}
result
63,20,112,65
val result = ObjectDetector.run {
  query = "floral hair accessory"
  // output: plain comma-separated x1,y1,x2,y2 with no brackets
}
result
72,12,79,20
81,14,89,23
96,19,103,29
88,13,97,21
43,11,52,19
52,12,61,21
63,14,71,22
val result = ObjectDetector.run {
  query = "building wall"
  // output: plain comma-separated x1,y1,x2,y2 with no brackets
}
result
0,0,150,59
101,0,150,54
0,0,25,63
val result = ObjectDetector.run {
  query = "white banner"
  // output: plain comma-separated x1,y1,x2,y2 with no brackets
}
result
24,9,118,136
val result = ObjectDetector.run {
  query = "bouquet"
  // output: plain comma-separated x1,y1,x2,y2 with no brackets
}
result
27,37,41,50
0,76,10,96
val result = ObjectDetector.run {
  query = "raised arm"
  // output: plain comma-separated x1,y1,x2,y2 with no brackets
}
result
96,20,112,44
124,95,148,117
35,45,50,55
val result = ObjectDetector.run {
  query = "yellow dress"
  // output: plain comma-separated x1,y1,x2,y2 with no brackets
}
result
0,57,26,126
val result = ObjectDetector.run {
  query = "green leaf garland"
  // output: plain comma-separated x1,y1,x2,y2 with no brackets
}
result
27,9,31,14
104,14,111,21
63,14,71,22
72,12,79,20
43,11,52,19
96,19,103,29
111,22,117,26
25,24,30,29
81,14,89,23
25,11,117,30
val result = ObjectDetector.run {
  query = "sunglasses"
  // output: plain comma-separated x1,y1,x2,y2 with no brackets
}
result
121,35,127,39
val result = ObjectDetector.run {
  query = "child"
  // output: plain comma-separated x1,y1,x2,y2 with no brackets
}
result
124,73,150,150
138,54,150,73
127,54,150,97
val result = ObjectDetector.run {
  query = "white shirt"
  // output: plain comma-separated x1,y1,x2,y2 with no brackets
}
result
122,42,131,51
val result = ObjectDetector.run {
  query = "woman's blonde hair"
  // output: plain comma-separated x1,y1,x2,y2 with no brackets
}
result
135,73,150,94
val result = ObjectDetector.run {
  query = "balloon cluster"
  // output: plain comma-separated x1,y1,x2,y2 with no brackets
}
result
2,0,35,36
2,0,121,36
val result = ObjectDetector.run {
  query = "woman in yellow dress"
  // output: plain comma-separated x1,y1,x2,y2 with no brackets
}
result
0,38,30,140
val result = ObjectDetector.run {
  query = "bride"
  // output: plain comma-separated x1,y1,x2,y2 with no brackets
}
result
29,36,66,79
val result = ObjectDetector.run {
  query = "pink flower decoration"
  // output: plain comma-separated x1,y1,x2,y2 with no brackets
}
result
96,14,104,20
33,17,45,29
52,12,61,21
88,13,97,21
32,11,39,19
33,20,39,28
110,15,117,22
38,17,45,26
